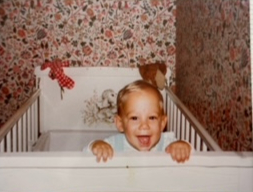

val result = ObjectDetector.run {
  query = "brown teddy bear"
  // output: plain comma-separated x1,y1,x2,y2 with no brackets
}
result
138,63,167,90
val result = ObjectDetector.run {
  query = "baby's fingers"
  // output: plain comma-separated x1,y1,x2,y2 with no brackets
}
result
176,148,190,163
166,146,190,163
93,146,113,162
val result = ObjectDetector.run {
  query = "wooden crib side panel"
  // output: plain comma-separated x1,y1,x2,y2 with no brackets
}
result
0,152,252,192
0,166,252,192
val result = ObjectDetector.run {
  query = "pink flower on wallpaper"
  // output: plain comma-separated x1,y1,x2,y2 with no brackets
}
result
107,51,117,60
54,13,62,21
147,36,154,44
21,51,32,60
5,53,12,63
82,45,93,56
92,55,99,62
18,60,25,65
64,0,74,6
150,0,160,7
86,8,95,18
167,45,176,55
104,59,111,66
141,14,148,22
105,30,114,39
75,50,81,57
159,50,165,57
61,36,70,44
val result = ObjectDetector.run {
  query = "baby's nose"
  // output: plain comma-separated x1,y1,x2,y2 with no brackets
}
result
139,120,149,130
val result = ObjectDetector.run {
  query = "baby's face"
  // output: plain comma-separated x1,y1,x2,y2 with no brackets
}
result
116,90,167,151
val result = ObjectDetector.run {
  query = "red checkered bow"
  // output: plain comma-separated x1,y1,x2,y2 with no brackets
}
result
41,60,75,89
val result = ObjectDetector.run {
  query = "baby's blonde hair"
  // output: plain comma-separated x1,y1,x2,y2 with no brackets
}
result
117,80,165,115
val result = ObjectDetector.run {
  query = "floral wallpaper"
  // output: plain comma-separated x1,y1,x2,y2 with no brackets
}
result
0,0,177,126
176,0,252,151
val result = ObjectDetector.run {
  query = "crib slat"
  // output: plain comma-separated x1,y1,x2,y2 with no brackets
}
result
185,120,190,143
173,104,177,137
177,108,181,139
31,105,35,149
203,142,208,151
181,115,186,140
22,114,27,152
196,134,201,151
12,125,17,152
0,138,4,152
17,119,22,152
170,102,175,132
191,126,195,150
27,108,31,152
34,100,39,142
6,131,11,152
167,97,172,132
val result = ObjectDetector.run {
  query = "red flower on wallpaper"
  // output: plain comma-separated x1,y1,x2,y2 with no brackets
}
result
13,66,21,73
0,7,5,16
0,46,5,56
2,87,10,95
86,8,95,17
17,29,26,38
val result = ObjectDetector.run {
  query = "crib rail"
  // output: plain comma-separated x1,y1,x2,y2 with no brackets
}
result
0,89,40,152
166,87,222,151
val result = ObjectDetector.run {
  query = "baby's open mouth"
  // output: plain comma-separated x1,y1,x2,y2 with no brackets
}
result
137,135,151,147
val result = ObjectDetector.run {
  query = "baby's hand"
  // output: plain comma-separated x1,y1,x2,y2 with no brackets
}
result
165,140,191,163
91,140,114,162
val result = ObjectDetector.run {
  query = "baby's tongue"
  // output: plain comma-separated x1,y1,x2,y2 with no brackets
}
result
138,136,150,146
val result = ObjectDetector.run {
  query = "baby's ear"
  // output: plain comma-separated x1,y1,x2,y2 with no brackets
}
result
114,115,124,132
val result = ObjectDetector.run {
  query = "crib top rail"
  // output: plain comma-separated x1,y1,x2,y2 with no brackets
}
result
0,89,41,142
165,87,222,151
0,151,252,168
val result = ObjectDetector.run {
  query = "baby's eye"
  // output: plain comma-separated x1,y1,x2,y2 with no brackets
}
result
149,116,158,120
130,116,138,120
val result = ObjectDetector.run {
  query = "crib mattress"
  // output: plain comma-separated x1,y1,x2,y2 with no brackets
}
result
33,130,117,151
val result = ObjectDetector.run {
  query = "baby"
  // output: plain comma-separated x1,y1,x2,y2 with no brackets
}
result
86,80,192,163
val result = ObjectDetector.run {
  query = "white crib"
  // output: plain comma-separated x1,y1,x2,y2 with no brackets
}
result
0,67,252,192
